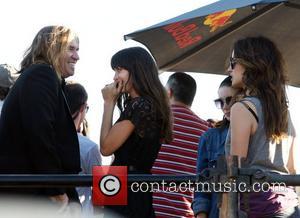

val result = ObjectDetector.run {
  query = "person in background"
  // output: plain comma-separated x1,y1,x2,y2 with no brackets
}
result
225,36,300,217
0,64,18,115
0,26,81,210
64,82,102,217
192,76,238,218
100,47,172,217
151,72,210,218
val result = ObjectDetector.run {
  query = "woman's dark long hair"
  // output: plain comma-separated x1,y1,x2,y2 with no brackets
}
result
111,47,172,143
215,76,232,129
232,36,288,142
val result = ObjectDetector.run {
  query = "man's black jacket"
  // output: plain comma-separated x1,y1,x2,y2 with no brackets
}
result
0,64,81,201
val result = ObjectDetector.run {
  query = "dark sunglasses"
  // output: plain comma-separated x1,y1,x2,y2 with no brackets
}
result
230,57,237,70
214,96,232,109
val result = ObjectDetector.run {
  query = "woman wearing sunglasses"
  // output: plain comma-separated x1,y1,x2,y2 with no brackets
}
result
225,36,299,217
192,76,239,218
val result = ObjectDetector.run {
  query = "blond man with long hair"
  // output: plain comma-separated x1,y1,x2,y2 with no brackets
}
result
0,26,81,211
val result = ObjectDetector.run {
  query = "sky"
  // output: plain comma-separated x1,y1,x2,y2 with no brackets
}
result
1,0,299,163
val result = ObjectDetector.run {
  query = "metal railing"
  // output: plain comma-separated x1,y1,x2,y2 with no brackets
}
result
1,156,300,217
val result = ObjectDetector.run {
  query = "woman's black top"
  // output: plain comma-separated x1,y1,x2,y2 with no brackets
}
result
108,97,163,218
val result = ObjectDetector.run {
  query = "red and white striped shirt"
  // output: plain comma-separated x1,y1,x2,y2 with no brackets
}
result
151,105,210,218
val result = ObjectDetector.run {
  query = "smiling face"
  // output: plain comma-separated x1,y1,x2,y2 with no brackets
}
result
113,67,130,91
228,51,245,89
113,67,139,97
59,38,79,78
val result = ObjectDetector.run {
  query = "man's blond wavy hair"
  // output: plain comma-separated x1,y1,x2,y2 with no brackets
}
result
21,25,78,78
